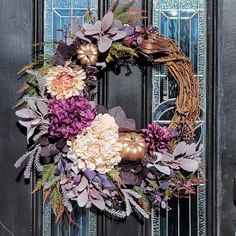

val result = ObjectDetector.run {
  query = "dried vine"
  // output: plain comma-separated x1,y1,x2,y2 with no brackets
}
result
140,32,200,137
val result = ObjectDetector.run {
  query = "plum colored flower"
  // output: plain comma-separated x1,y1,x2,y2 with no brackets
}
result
67,114,122,174
48,96,95,139
45,66,86,99
142,123,172,157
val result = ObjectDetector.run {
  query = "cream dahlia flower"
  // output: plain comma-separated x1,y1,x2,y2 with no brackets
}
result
67,114,122,174
45,66,86,99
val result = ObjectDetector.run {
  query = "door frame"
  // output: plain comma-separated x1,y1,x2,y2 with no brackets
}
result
32,1,44,236
206,0,219,235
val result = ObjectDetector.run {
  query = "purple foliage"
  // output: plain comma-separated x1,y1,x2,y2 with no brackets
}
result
94,105,136,130
60,169,113,210
48,96,96,139
77,12,126,53
53,41,77,66
83,169,116,190
120,162,147,186
123,25,144,47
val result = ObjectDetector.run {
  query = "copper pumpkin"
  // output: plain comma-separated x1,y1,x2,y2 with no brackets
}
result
119,132,146,161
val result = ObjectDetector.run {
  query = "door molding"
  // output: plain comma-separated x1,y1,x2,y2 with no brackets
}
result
97,1,152,236
206,0,219,235
32,1,44,236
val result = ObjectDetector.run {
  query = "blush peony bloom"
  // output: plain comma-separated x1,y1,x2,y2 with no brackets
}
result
45,66,86,99
48,96,95,139
67,114,122,174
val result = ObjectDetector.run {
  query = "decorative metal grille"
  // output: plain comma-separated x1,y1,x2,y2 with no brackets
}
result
152,0,206,235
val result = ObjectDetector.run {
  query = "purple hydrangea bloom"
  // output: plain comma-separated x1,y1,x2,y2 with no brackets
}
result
48,96,96,139
142,123,173,157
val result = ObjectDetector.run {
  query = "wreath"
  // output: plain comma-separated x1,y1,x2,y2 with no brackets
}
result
15,2,203,223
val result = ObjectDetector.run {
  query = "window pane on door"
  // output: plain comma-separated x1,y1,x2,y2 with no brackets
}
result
43,1,98,235
44,0,97,54
152,0,206,235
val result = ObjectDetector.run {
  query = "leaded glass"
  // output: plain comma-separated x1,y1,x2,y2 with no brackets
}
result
152,0,206,235
44,0,97,54
43,1,98,235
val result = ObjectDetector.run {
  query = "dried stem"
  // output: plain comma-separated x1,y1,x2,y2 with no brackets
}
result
140,32,200,139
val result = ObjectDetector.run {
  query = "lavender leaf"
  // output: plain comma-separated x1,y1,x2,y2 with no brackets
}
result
77,176,89,192
109,106,126,122
108,27,118,35
76,31,91,43
90,189,105,210
37,101,48,116
114,20,123,30
112,31,127,41
154,164,171,175
173,141,187,157
16,108,36,119
185,143,197,156
26,99,37,112
84,21,102,35
98,36,112,53
90,187,101,200
123,25,135,36
109,106,136,130
30,118,41,126
77,189,88,207
101,11,113,32
161,152,174,162
18,120,31,128
178,158,199,172
96,105,108,114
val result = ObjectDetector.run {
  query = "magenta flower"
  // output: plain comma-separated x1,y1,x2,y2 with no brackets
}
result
48,96,96,139
142,123,172,157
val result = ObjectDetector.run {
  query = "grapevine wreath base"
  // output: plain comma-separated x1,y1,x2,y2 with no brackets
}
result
15,2,203,223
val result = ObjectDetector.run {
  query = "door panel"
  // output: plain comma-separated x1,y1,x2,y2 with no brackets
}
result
0,0,33,236
97,68,152,236
96,1,152,235
151,1,206,235
103,67,152,130
42,0,98,235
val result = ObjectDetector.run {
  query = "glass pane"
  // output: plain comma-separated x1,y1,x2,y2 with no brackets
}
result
43,203,97,236
44,0,97,54
43,1,98,236
152,0,206,235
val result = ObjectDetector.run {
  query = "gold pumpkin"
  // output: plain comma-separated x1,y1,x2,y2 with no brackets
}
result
77,44,98,66
119,132,146,161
